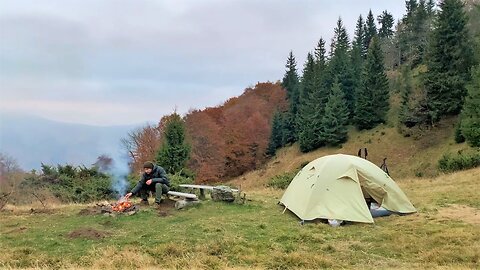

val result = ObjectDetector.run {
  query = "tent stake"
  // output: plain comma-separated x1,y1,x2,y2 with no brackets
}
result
282,206,287,214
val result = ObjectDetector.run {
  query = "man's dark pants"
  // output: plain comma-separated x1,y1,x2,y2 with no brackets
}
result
139,183,169,204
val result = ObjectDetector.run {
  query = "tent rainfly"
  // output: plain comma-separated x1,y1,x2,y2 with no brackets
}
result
280,154,416,223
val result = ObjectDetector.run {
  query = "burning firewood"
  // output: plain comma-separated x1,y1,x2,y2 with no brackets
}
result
111,198,135,213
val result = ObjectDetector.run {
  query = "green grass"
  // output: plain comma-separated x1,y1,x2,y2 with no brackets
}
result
1,168,480,270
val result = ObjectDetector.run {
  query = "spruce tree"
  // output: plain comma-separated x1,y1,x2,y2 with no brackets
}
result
282,51,300,115
267,111,283,155
424,0,475,120
364,10,377,53
156,113,191,174
320,81,350,146
281,51,300,144
397,0,418,65
460,66,480,147
351,15,366,109
313,38,327,94
299,53,316,109
313,38,329,115
399,65,412,126
355,37,390,129
328,18,355,116
377,10,395,39
426,0,436,16
352,15,366,59
410,0,429,66
298,53,322,152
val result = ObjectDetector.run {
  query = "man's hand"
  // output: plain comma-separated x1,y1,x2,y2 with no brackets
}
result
125,193,132,199
146,179,152,185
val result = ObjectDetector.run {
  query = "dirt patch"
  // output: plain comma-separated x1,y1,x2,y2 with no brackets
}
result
157,198,176,217
437,204,480,225
6,226,27,234
29,208,56,214
67,228,110,240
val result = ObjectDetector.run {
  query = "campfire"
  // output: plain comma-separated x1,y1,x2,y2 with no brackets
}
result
78,198,139,216
111,200,134,212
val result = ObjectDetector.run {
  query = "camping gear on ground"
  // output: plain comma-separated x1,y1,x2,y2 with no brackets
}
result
280,154,416,224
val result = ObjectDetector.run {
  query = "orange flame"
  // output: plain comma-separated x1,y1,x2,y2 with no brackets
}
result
112,201,133,212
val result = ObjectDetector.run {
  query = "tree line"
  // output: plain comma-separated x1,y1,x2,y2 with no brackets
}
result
268,0,480,155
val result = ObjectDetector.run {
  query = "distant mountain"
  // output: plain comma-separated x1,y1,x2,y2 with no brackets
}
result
0,113,141,170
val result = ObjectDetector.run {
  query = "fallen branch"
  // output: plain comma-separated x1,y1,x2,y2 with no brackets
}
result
0,191,13,211
32,192,46,209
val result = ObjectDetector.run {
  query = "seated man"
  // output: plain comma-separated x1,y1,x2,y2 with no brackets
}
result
125,161,170,205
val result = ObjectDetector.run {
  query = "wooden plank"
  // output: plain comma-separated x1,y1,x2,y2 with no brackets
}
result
179,184,214,190
179,184,239,192
167,191,197,199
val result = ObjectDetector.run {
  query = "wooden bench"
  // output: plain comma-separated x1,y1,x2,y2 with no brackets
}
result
167,191,197,200
166,191,199,210
179,184,238,199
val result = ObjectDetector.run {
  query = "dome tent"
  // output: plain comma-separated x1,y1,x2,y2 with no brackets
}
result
280,154,416,223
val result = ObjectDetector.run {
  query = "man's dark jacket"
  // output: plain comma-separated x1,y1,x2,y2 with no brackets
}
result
130,165,170,195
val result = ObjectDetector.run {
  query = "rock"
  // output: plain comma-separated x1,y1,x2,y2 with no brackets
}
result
211,186,235,202
175,199,200,210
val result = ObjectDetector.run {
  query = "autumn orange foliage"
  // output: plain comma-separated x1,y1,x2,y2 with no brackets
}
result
185,82,287,182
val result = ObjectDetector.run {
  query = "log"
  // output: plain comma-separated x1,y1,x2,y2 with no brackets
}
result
167,191,197,200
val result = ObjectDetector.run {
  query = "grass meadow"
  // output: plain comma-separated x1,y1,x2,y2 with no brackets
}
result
1,167,479,269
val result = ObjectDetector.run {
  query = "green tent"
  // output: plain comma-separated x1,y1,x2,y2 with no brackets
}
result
280,154,416,223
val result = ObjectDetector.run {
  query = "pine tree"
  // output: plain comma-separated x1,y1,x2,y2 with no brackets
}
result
364,10,377,53
399,66,414,126
156,113,191,174
328,18,355,116
424,0,475,120
397,0,418,65
282,51,300,115
267,111,283,155
352,15,366,59
377,10,395,39
281,51,300,144
313,38,327,94
355,37,390,129
351,15,366,109
460,66,480,147
299,53,316,108
320,81,350,146
426,0,436,16
313,38,329,115
411,0,429,66
298,53,322,152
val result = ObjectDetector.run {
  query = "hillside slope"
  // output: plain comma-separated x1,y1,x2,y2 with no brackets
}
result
231,116,472,190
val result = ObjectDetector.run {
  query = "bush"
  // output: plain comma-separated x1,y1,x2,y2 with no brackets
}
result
454,122,466,143
266,172,297,189
168,173,194,191
438,149,480,173
20,164,115,203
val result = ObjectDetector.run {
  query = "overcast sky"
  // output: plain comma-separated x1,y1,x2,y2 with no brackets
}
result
0,0,407,126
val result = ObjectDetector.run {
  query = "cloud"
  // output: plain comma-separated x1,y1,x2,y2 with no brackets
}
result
0,0,406,126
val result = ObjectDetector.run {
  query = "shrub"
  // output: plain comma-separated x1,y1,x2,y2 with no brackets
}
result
20,164,115,203
168,173,194,192
438,150,480,173
454,122,466,143
266,172,297,189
